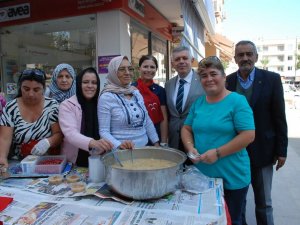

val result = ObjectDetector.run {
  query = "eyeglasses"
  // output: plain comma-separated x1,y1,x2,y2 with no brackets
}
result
21,69,46,79
198,56,221,67
118,66,134,73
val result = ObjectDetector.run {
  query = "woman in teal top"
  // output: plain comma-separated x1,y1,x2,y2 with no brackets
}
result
181,56,255,225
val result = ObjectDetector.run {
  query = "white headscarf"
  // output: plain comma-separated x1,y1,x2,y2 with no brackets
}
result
101,56,136,95
48,63,76,103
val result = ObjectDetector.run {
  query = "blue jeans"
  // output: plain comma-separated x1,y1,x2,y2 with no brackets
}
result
224,185,249,225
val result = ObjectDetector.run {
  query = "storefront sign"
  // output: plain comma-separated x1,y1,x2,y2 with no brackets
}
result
0,3,30,22
98,55,119,73
128,0,144,17
77,0,113,10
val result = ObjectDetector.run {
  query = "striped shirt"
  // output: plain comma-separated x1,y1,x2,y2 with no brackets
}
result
0,97,59,145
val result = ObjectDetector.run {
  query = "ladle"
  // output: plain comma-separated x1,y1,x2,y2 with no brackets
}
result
112,148,123,167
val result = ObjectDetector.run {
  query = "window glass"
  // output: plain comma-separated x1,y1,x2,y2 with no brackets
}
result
0,14,96,99
130,22,149,81
152,35,167,86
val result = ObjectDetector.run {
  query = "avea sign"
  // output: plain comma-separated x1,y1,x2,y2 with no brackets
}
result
0,3,30,23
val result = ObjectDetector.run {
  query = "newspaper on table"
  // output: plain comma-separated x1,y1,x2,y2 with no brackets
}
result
0,178,227,225
0,167,104,198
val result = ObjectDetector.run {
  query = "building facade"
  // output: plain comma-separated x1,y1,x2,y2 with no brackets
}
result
0,0,225,100
256,38,300,83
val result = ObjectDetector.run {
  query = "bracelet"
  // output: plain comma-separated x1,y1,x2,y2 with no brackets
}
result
186,141,194,145
215,148,221,159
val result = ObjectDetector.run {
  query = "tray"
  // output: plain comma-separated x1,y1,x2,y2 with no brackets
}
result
35,155,66,174
4,162,72,178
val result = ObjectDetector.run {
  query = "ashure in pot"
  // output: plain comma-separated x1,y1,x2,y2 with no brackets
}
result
102,147,186,200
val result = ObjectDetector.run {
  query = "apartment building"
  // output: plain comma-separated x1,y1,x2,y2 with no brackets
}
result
256,38,300,83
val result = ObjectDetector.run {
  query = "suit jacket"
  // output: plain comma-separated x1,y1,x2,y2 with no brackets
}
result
165,70,204,150
226,68,288,168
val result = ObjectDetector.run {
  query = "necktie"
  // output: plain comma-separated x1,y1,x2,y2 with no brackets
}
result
176,79,186,113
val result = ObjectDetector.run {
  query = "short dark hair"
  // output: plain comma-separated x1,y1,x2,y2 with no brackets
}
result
138,55,158,69
16,69,46,97
235,40,258,55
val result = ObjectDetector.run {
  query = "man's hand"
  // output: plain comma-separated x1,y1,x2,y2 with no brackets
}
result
274,156,286,171
31,139,50,156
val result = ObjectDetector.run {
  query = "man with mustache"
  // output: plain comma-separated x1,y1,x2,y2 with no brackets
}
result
226,40,288,225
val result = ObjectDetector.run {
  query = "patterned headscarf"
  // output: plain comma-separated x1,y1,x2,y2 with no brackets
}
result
101,56,136,95
48,63,76,103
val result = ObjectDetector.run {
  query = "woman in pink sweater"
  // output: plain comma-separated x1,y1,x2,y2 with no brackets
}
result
58,67,113,166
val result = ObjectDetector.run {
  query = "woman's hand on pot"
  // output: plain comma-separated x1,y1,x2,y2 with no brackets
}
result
119,140,134,150
89,139,113,154
153,142,160,147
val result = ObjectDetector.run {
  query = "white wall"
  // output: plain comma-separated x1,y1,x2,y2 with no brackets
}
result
96,10,131,90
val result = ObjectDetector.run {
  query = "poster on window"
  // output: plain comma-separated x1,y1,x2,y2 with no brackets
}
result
6,83,17,95
98,55,119,73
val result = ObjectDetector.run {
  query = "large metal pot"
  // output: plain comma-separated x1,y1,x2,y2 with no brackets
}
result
102,147,186,200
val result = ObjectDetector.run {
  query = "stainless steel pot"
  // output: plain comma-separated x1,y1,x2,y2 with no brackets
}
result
102,147,186,200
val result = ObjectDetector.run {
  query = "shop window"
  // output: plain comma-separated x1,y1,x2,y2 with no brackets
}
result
130,21,168,84
152,35,167,86
0,15,96,99
131,22,149,81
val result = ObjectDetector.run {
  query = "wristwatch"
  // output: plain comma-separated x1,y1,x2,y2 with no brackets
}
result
160,143,168,147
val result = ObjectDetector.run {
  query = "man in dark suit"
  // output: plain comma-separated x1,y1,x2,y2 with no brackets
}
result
165,46,204,154
226,40,288,225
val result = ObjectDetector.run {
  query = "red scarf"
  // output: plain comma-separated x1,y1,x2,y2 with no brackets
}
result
136,78,164,124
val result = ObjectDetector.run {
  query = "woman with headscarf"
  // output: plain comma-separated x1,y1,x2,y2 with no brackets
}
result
98,56,159,149
45,63,76,103
58,67,113,166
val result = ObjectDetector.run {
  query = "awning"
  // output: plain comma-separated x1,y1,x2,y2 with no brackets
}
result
206,33,234,61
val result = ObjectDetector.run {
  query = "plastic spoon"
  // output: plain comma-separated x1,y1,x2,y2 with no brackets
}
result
187,152,201,160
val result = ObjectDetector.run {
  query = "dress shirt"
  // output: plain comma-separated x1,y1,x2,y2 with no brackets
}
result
173,70,193,109
237,68,256,89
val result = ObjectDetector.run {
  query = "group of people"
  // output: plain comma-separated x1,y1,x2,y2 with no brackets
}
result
0,40,287,225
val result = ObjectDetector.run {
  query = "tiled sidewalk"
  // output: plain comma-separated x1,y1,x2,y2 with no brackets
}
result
246,108,300,225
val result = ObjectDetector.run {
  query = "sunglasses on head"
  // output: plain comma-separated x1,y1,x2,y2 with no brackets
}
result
198,56,221,67
21,69,46,79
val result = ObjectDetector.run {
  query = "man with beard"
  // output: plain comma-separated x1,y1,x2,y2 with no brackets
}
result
226,40,288,225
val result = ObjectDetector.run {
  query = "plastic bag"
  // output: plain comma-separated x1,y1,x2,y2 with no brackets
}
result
180,166,212,194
